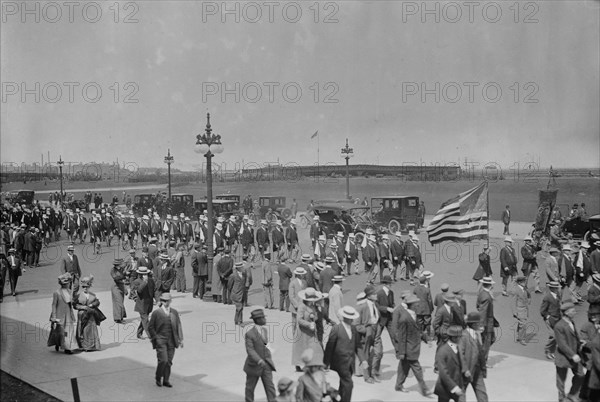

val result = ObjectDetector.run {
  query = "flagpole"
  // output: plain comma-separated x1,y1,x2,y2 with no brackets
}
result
317,133,320,178
485,180,490,248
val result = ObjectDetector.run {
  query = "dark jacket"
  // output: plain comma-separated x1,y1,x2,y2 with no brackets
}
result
131,277,155,314
554,317,581,369
244,325,276,375
434,343,464,400
375,287,395,326
540,291,561,328
277,263,293,291
148,307,183,349
392,309,421,360
324,323,359,374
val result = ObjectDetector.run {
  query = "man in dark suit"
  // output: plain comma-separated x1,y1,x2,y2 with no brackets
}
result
390,231,405,281
346,233,359,275
451,289,467,328
285,219,299,262
131,266,155,339
6,248,22,297
373,275,395,381
324,305,360,402
217,248,234,305
392,294,433,395
148,292,184,387
153,253,176,303
500,237,518,297
192,244,209,299
434,325,465,402
413,275,434,341
363,236,379,281
60,244,81,295
277,260,293,312
458,312,488,402
501,205,511,235
554,302,585,401
540,281,562,360
477,277,497,367
244,308,276,402
255,220,269,261
229,262,247,326
433,295,462,347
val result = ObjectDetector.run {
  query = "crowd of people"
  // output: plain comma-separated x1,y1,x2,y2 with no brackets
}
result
1,195,600,401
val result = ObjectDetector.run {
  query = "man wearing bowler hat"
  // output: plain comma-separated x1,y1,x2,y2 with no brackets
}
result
244,308,277,402
458,313,488,402
148,292,184,388
434,325,465,402
392,293,433,396
372,275,395,382
131,266,155,339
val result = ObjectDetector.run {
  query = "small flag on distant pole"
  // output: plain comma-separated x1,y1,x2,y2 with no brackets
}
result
311,130,319,139
426,182,488,245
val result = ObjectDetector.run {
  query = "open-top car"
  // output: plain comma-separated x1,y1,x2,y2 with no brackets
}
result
194,199,239,220
371,195,420,234
168,193,195,217
258,196,290,222
312,202,374,240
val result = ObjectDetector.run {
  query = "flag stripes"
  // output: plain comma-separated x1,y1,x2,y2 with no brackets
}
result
426,182,488,244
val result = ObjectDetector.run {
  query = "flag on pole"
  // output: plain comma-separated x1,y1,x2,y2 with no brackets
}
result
426,181,488,245
311,130,319,139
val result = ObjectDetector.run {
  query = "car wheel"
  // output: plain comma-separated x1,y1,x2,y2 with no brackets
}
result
388,219,401,234
282,208,292,219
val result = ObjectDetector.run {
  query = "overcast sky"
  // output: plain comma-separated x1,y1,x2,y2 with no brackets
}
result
1,1,598,171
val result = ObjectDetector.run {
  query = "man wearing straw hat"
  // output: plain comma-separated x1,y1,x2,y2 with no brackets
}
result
324,305,360,402
153,253,176,303
148,292,183,388
131,266,155,339
243,308,277,402
392,293,432,395
328,275,345,325
512,275,530,346
500,236,518,297
256,219,269,261
285,218,299,262
521,235,541,294
540,281,562,360
289,266,307,332
229,262,247,326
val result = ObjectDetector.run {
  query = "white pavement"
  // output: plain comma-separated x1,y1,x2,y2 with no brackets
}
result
2,287,558,402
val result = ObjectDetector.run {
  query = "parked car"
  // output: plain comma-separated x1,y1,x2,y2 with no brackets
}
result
168,193,195,217
132,193,156,214
194,199,240,220
216,194,241,204
312,202,374,240
8,190,35,206
258,196,290,221
370,196,420,234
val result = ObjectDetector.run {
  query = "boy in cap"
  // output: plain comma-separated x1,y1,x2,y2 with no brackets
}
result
148,292,184,388
244,308,277,402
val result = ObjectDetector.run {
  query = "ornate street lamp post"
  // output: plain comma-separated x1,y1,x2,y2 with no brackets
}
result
341,139,354,199
57,156,64,204
194,113,224,297
164,149,174,200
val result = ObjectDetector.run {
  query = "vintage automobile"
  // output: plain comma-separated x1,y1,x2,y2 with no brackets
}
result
132,193,156,214
194,199,240,220
8,190,35,206
312,202,374,240
561,214,600,241
168,193,195,217
370,195,420,234
258,196,290,221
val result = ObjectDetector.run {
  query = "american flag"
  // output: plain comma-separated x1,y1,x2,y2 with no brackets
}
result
426,182,488,245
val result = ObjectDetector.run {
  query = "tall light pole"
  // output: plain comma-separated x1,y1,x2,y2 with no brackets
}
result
57,155,64,203
164,149,174,200
341,138,354,199
195,113,224,298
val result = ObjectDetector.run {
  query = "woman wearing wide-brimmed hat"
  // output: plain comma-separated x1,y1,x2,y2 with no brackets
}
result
74,275,104,351
50,273,78,353
292,287,325,372
295,348,338,402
